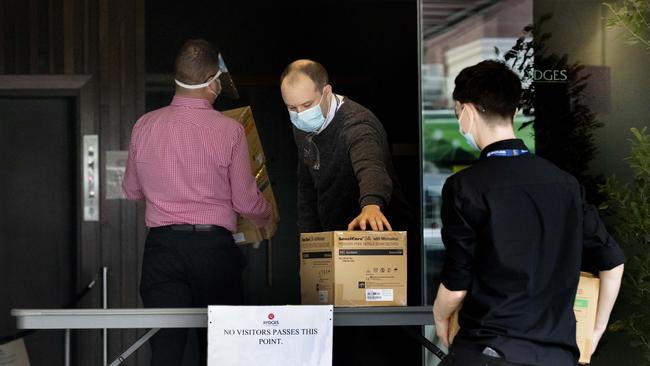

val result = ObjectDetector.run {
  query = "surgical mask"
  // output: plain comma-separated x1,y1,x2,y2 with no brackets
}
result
458,107,480,151
175,70,222,97
288,92,326,133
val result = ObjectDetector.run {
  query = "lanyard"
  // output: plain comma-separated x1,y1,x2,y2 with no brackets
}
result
486,149,529,158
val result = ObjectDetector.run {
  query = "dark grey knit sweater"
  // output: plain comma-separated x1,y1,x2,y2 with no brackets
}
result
293,97,409,233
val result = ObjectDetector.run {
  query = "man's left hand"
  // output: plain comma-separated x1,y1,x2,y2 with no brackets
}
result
590,325,607,357
347,204,393,231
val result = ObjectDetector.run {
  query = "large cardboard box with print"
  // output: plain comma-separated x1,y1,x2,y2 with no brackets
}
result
300,231,407,307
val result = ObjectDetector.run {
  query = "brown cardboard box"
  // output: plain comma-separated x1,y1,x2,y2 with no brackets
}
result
300,232,335,305
222,106,279,244
222,106,266,173
574,272,599,364
447,272,599,364
300,231,407,307
231,165,279,244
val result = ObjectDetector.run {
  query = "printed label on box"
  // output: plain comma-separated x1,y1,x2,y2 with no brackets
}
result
574,299,588,308
366,289,393,302
319,291,329,303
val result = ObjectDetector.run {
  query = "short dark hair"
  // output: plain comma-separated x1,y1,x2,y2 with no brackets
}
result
174,39,220,85
452,60,521,121
280,59,329,91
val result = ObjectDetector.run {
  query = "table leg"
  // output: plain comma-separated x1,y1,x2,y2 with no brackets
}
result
109,328,160,366
64,329,70,366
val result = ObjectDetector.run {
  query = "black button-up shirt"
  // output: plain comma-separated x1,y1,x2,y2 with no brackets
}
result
440,139,625,365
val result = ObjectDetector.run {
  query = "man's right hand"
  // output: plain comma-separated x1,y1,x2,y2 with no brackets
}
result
347,204,393,231
433,284,466,348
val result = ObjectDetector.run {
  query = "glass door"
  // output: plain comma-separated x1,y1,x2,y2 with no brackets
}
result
418,1,534,364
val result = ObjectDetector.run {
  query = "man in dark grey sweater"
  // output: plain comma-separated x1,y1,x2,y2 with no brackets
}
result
280,59,409,233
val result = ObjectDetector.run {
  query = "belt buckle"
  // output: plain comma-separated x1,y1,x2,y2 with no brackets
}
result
482,347,501,358
194,224,213,231
171,224,193,231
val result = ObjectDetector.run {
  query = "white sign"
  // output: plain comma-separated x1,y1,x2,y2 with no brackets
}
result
208,305,333,366
0,338,30,366
105,150,128,200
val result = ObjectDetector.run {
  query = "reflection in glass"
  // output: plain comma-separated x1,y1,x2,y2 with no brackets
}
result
420,0,534,307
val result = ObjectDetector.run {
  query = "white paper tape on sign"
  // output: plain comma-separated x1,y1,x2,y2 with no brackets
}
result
208,305,333,366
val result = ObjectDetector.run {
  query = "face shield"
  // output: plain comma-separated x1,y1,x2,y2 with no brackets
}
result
216,53,239,99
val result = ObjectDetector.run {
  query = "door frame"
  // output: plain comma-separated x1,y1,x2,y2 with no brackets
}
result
0,75,101,308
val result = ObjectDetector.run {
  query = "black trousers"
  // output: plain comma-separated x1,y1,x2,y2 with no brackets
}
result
140,226,246,366
440,347,534,366
444,337,578,366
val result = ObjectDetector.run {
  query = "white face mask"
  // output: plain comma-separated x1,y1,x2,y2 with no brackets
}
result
175,70,222,96
458,106,480,151
288,91,327,133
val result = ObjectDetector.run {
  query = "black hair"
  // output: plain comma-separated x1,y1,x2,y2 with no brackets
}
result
174,39,220,85
452,60,521,121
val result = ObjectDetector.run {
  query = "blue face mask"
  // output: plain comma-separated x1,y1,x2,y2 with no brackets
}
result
289,92,326,133
458,107,480,151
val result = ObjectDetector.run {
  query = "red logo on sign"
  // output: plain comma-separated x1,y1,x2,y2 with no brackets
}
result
268,313,275,320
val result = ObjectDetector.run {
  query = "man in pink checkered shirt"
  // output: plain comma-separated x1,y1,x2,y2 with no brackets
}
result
122,39,272,366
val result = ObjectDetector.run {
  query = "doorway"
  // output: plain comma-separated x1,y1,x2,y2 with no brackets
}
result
0,97,77,365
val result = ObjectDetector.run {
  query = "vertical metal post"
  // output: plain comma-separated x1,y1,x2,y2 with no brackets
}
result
416,1,427,365
103,266,108,366
65,329,71,366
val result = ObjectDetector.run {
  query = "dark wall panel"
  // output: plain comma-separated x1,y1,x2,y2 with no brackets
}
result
1,0,146,364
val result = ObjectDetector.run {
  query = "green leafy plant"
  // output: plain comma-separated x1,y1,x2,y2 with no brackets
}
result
600,127,650,364
601,3,650,362
604,0,650,53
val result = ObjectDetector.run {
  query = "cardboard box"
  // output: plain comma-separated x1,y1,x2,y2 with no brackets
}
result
231,165,280,244
300,231,407,307
447,272,599,364
574,272,599,364
223,106,280,244
222,106,266,173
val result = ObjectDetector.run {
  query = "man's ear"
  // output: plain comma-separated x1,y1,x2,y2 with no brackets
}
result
213,78,222,95
466,103,479,114
463,103,475,120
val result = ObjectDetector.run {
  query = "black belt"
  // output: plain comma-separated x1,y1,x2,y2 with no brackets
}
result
151,224,228,233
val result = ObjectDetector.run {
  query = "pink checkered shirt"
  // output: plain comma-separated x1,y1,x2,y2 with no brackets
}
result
122,95,272,231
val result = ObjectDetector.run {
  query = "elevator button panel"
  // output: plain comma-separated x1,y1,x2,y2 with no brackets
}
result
83,135,99,221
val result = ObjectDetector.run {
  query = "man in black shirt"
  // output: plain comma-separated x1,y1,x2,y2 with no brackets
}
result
280,59,409,232
433,60,625,366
